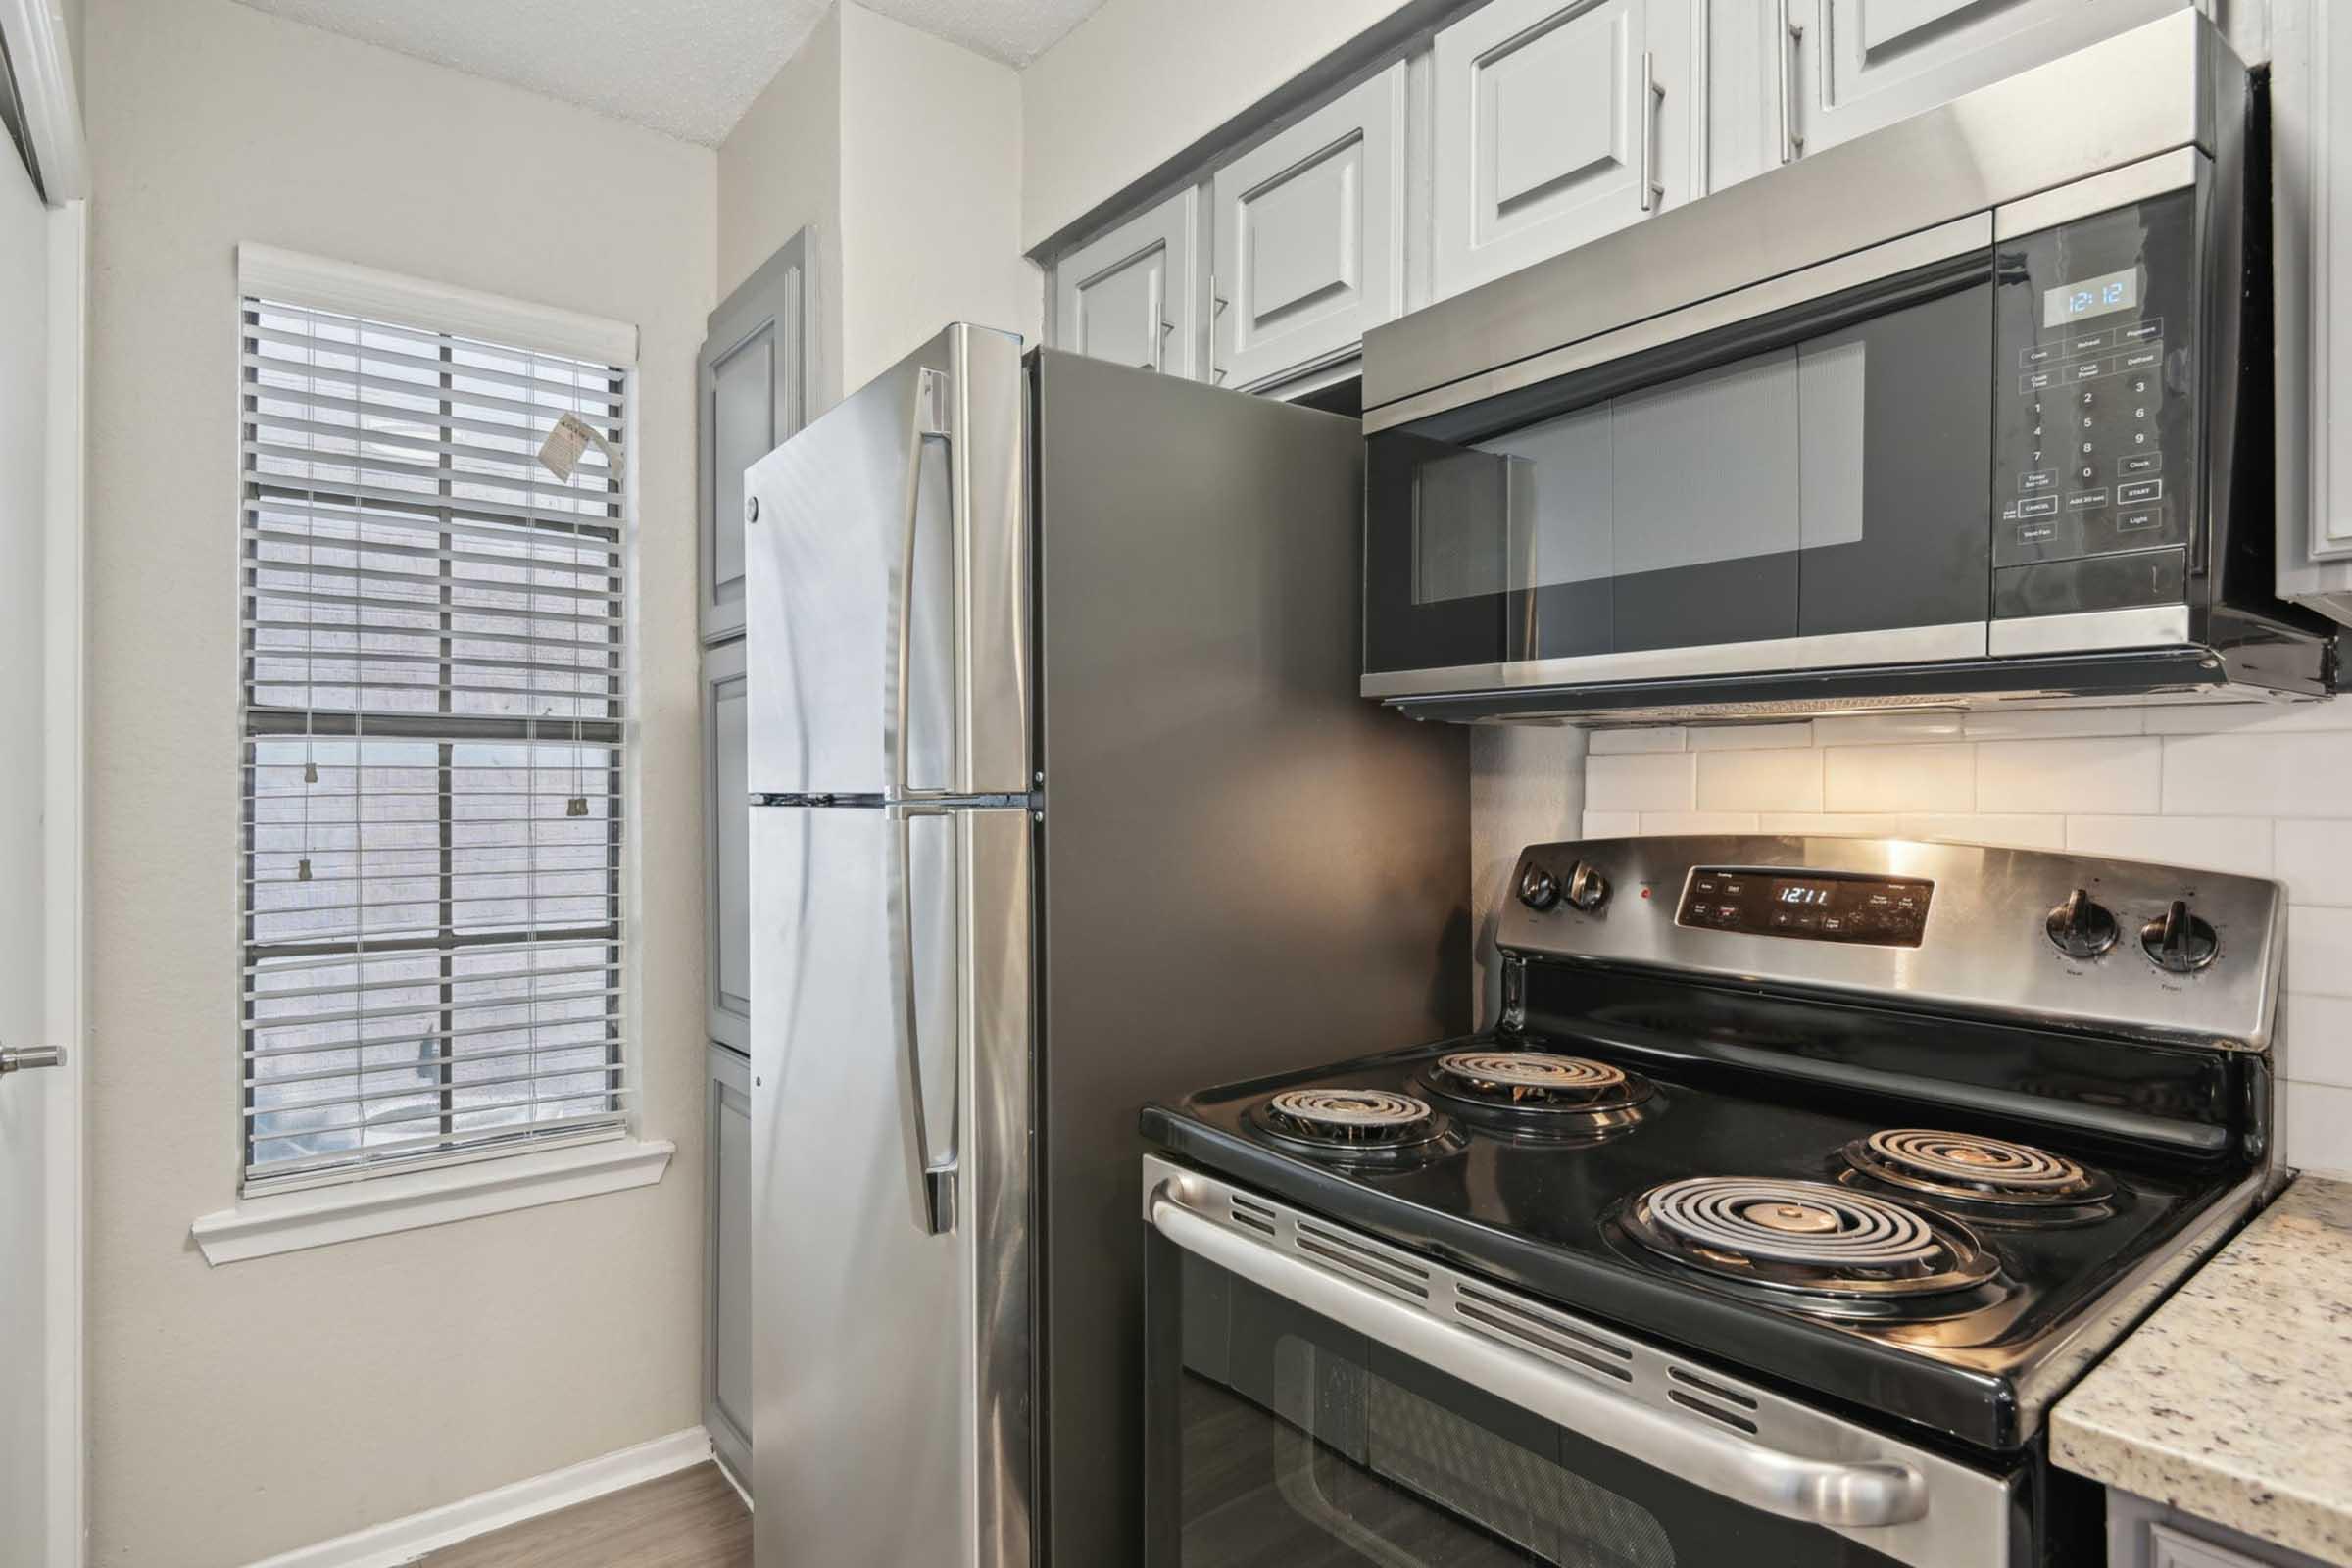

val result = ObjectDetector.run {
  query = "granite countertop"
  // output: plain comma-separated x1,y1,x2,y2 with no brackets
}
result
2053,1174,2352,1566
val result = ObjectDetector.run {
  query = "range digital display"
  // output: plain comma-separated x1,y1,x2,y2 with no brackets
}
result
1678,869,1933,947
2042,267,2139,328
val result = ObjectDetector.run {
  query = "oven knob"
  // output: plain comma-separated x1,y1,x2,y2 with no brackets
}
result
1515,862,1561,911
1565,860,1610,912
2044,888,2118,959
2141,900,2219,973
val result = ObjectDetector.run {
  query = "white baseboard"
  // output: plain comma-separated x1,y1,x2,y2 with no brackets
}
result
244,1426,713,1568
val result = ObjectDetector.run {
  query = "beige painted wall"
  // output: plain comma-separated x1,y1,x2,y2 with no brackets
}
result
717,4,845,411
81,2,716,1562
720,1,1034,410
1018,0,1417,251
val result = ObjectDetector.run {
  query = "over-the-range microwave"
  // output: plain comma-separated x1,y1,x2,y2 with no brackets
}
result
1359,13,2341,725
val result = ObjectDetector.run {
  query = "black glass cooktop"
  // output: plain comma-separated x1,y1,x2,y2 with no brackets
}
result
1140,1030,2254,1454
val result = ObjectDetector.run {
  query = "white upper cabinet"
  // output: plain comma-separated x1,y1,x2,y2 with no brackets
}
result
1210,64,1408,391
1784,0,2197,160
1431,0,1698,300
1053,189,1203,377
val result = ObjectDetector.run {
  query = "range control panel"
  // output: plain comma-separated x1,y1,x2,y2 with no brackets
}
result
1676,868,1931,947
1496,836,2284,1052
1993,186,2198,586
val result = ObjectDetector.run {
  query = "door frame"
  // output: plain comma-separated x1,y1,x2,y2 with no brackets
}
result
40,187,87,1568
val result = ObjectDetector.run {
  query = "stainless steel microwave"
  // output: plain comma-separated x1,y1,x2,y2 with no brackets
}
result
1359,13,2339,724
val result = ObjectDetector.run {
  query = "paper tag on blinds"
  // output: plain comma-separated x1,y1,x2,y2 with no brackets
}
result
537,411,598,481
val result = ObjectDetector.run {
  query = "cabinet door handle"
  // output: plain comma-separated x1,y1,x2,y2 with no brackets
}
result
1638,51,1665,213
1778,0,1806,164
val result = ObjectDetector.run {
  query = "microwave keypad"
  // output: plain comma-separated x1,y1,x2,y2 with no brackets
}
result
1993,192,2198,575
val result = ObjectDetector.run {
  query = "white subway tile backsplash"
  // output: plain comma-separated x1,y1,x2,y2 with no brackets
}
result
1824,744,1974,812
1696,749,1824,812
2284,1080,2352,1177
1811,711,1968,747
1962,708,2145,741
1582,811,1642,838
2274,820,2352,907
1640,811,1761,835
1587,752,1696,812
2162,731,2352,817
1756,812,1906,837
1975,737,2161,815
1591,727,1690,755
2064,814,2273,877
1688,722,1815,752
2287,906,2352,1000
2286,993,2352,1088
2141,697,2352,735
1904,814,2067,850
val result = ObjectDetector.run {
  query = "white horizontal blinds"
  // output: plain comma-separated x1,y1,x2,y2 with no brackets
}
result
239,290,630,1190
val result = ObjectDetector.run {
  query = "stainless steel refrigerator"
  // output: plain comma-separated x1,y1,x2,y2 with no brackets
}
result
743,323,1468,1566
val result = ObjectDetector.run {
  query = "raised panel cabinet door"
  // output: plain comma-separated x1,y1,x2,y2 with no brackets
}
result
699,232,807,643
1051,188,1201,377
704,638,750,1052
1433,0,1695,300
705,1043,753,1486
1788,0,2190,158
1211,63,1407,390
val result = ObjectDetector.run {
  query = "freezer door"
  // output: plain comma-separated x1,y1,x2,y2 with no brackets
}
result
743,323,1030,798
750,803,1034,1567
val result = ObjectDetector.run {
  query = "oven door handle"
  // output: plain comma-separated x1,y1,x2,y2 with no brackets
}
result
1149,1184,1931,1532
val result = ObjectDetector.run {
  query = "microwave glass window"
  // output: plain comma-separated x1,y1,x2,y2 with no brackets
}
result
2040,266,2139,328
1409,338,1867,606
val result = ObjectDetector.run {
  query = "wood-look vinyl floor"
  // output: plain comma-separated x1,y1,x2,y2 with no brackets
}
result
417,1462,751,1568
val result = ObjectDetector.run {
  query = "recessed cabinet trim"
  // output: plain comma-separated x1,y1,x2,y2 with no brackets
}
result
1211,63,1409,392
1052,189,1204,378
704,637,751,1054
705,1042,752,1486
699,232,808,644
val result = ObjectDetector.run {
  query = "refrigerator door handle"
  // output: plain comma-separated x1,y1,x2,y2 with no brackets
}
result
892,365,957,803
889,801,957,1234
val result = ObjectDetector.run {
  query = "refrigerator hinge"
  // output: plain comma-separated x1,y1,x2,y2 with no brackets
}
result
916,366,952,439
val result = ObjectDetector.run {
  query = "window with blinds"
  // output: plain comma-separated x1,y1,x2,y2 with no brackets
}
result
239,285,631,1191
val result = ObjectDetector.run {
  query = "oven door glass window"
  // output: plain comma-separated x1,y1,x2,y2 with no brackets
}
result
1363,270,1991,679
1150,1244,1910,1567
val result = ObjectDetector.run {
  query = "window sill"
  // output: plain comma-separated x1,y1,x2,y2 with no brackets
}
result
190,1137,674,1265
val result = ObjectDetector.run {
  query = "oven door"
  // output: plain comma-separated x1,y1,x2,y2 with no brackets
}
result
1141,1159,2023,1568
1361,222,1994,697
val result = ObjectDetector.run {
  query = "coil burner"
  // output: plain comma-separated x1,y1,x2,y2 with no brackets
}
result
1616,1177,2002,1318
1417,1051,1653,1141
1250,1089,1461,1165
1842,1129,2115,1221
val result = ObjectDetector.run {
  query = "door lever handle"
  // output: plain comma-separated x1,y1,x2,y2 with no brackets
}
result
0,1045,66,1073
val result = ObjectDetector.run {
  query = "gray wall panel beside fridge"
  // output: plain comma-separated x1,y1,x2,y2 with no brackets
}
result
743,324,1466,1568
1032,349,1468,1566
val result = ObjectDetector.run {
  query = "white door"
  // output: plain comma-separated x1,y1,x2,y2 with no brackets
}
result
1051,188,1203,377
1210,62,1407,391
1787,0,2191,159
1,128,76,1568
1432,0,1697,300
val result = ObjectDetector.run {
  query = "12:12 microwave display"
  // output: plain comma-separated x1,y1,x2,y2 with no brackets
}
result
2042,266,2140,328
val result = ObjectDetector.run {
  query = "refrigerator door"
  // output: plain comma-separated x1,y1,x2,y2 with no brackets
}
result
743,323,1030,799
751,801,1034,1567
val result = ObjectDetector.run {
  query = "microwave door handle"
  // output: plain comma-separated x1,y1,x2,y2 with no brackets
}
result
893,365,957,803
1149,1183,1929,1532
891,804,956,1235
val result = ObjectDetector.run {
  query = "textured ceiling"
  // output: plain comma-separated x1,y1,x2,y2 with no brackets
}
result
228,0,1108,146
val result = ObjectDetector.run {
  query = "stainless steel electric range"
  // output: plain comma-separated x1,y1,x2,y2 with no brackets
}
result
1139,836,2286,1568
